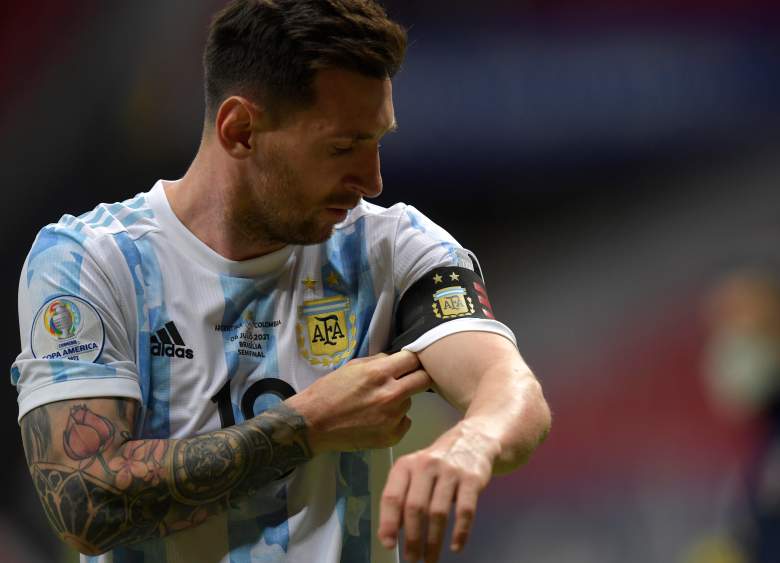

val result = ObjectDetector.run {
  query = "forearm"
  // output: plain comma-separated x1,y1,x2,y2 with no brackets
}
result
22,400,311,555
459,358,550,473
419,331,551,474
379,335,550,562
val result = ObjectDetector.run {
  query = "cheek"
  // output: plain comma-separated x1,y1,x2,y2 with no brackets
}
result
299,161,343,195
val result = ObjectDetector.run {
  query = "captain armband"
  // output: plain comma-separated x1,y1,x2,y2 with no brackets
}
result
388,266,497,353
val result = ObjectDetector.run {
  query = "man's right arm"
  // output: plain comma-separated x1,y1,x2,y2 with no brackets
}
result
21,351,430,556
22,397,310,556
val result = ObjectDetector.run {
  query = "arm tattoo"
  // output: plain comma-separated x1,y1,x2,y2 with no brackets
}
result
22,401,311,555
170,407,310,504
21,406,51,465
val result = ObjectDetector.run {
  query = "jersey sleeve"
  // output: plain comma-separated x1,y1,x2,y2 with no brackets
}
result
390,205,516,352
11,221,141,422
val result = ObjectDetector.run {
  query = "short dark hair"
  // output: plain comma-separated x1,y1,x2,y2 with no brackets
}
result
203,0,407,123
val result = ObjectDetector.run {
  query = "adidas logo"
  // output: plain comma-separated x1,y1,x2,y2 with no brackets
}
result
151,321,194,359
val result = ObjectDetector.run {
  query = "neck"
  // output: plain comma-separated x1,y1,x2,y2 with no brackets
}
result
166,144,286,261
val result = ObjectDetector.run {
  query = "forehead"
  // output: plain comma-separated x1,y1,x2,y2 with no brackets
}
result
293,68,395,137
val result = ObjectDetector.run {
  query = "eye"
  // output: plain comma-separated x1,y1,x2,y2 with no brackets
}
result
330,145,354,156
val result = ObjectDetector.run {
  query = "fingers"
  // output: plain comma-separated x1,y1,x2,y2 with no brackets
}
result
381,451,486,562
379,463,412,550
348,352,387,365
387,415,413,446
424,475,457,563
402,468,436,562
450,481,479,553
375,350,421,377
394,369,433,398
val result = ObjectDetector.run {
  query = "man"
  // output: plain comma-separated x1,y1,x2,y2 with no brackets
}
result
695,271,780,562
12,1,551,562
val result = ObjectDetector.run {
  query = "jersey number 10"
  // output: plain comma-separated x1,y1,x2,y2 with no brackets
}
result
211,377,296,428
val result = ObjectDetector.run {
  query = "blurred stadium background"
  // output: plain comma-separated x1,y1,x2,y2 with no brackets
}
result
2,1,780,561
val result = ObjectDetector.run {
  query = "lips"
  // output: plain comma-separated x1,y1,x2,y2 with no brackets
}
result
324,198,360,220
325,198,361,210
325,208,349,221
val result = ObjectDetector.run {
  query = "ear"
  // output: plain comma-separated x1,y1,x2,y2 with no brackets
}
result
214,96,266,159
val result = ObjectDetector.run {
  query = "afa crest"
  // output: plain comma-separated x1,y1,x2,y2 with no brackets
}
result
432,286,474,319
296,295,357,367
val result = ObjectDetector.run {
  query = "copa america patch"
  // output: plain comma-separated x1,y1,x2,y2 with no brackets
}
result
31,295,105,362
388,266,496,352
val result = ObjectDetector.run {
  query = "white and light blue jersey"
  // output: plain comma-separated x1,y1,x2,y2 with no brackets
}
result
12,181,515,563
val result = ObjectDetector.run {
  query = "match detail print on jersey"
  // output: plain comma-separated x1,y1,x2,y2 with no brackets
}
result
30,295,105,362
389,266,496,352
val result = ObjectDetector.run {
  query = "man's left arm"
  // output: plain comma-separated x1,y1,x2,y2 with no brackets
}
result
378,331,551,563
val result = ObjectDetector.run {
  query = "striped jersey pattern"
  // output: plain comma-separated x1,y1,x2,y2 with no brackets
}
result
12,181,514,563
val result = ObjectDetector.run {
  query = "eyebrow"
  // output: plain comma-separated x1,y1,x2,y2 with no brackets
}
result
331,121,399,142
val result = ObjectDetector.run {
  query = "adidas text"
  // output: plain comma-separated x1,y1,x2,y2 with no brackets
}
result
151,343,194,359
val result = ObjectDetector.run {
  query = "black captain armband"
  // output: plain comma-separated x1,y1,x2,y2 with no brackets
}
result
388,266,496,353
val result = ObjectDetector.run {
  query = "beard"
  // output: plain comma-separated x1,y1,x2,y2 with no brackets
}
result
229,146,349,247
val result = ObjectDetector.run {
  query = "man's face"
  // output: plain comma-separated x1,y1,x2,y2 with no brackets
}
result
233,68,396,247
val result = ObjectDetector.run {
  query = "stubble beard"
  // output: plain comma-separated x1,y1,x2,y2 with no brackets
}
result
232,153,335,248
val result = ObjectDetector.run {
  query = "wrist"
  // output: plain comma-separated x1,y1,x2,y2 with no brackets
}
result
444,419,503,468
457,415,545,474
283,392,328,456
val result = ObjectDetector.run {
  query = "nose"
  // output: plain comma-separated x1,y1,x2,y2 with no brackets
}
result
346,147,383,199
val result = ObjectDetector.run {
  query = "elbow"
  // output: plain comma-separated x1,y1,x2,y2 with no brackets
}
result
61,537,110,557
55,522,121,556
522,377,552,455
34,491,120,556
534,383,553,446
495,378,552,474
522,376,552,447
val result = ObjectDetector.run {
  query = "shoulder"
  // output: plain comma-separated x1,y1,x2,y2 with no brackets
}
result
64,189,159,243
336,200,407,229
27,188,161,262
335,201,449,237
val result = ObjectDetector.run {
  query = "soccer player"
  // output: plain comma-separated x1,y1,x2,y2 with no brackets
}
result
11,1,551,562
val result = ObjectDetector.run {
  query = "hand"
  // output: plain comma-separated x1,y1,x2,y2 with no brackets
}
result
378,422,500,562
286,351,432,453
